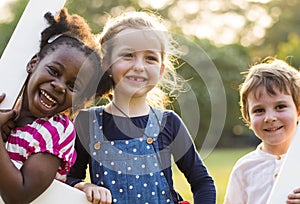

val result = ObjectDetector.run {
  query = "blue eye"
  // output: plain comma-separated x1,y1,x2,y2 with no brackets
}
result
122,53,133,58
146,56,158,62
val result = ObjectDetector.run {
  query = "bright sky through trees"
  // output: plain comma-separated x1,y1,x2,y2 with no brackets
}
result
0,0,273,46
0,0,16,22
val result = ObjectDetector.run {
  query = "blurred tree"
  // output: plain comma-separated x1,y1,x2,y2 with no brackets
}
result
252,0,300,66
277,33,300,68
6,0,299,148
0,0,28,56
193,40,254,148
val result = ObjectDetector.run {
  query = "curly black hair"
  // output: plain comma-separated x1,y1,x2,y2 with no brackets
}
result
36,8,112,112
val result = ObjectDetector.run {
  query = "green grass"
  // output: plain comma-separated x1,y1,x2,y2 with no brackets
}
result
172,147,254,204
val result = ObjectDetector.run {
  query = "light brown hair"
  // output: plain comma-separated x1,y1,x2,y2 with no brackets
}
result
97,11,186,109
239,58,300,126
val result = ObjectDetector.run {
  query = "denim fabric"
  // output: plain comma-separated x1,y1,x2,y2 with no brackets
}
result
88,106,174,204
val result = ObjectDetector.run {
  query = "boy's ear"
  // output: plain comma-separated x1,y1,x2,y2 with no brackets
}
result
26,54,39,73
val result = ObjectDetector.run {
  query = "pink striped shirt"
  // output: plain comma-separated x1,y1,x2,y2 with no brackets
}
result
6,114,77,176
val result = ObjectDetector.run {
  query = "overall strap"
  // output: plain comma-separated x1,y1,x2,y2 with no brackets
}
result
88,106,104,153
148,108,183,203
144,107,164,142
146,107,163,160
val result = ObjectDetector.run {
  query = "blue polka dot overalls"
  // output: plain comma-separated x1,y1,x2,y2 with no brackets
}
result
88,106,174,204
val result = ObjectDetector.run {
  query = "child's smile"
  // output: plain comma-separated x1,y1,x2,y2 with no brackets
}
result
126,75,146,82
264,125,283,132
248,86,300,154
40,89,57,109
25,45,94,118
109,28,164,98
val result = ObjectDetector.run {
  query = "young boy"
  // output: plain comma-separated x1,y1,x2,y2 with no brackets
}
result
224,58,300,204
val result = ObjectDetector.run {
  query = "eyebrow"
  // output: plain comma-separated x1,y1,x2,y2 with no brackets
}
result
52,61,66,71
249,103,262,111
145,50,161,55
250,99,289,109
118,46,161,53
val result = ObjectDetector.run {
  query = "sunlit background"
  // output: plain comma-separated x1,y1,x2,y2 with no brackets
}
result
0,0,282,46
0,0,16,22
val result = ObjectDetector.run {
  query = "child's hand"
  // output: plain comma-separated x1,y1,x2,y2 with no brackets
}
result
0,109,17,142
75,182,112,204
0,93,18,141
287,188,300,203
0,93,5,103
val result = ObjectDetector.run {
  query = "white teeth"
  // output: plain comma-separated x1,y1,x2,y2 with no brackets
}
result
128,77,145,82
40,90,57,109
40,99,52,109
41,90,57,103
266,127,279,131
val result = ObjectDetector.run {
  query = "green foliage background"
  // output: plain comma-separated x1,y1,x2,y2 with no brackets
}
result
1,0,300,149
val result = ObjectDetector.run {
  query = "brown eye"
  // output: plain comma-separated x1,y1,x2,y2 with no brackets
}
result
253,108,264,113
276,105,286,110
47,66,59,77
67,82,80,93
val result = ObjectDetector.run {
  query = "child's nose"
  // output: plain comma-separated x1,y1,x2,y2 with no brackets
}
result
264,111,277,123
133,57,145,72
51,80,66,94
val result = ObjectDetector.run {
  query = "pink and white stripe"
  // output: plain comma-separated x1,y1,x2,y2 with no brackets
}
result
6,114,77,175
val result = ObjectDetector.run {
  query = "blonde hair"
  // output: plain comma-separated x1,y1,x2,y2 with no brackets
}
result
98,11,185,109
239,58,300,126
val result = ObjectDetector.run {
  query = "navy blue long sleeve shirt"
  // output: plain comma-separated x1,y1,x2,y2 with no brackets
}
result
66,109,216,203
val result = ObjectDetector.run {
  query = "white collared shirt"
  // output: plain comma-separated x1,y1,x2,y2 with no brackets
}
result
224,144,285,204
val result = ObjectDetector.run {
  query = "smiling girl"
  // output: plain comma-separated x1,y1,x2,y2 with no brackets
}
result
0,8,110,203
67,11,216,204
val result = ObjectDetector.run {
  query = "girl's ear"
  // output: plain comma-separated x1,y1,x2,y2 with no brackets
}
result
102,56,111,71
160,63,165,75
102,56,114,79
26,54,39,73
